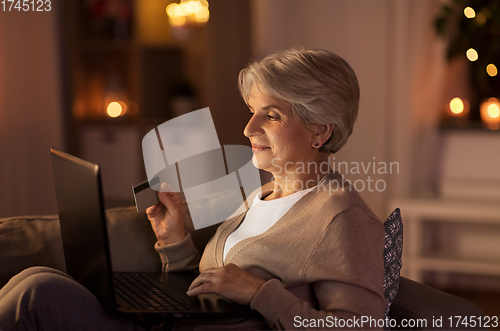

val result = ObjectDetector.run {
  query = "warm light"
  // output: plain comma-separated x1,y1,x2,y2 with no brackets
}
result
166,3,178,16
475,12,487,25
118,101,128,115
464,7,476,18
449,97,464,115
466,48,478,61
166,0,209,27
184,0,201,14
488,104,500,118
107,102,123,118
173,3,186,16
195,6,209,23
486,64,498,77
170,14,187,26
480,98,500,130
447,97,469,118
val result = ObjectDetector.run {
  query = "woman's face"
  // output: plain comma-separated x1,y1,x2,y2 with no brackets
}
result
243,84,316,175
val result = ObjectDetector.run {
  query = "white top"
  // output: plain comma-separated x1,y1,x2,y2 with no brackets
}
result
223,186,316,262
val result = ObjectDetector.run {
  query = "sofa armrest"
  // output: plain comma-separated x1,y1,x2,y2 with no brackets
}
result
0,215,66,287
0,207,163,287
389,277,485,330
105,206,161,272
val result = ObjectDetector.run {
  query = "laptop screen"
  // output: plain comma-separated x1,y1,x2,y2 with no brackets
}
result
51,147,116,313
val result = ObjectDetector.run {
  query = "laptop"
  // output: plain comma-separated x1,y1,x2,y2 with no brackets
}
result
50,147,255,317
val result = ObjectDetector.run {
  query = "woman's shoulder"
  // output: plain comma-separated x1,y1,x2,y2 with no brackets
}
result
299,172,382,227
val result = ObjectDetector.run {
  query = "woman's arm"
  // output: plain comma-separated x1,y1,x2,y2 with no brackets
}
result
155,232,201,273
250,279,384,330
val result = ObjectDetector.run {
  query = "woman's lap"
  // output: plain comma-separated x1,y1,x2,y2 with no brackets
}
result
0,266,143,331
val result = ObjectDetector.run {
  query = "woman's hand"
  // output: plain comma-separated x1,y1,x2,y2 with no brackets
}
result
186,263,266,306
146,183,186,246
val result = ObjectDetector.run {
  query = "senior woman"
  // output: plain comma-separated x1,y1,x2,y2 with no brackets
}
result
147,48,386,330
0,48,385,330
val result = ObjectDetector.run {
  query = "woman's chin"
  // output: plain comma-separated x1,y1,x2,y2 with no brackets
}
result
251,154,270,171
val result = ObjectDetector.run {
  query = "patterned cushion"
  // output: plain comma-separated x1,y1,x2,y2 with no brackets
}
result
383,208,403,317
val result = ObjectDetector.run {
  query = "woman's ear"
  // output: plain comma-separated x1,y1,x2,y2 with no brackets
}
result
313,124,334,147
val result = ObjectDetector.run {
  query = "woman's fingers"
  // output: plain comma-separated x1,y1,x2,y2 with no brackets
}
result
186,283,212,296
146,182,175,216
146,182,182,220
157,185,182,215
145,182,186,245
186,264,266,305
157,191,176,209
146,201,164,217
160,182,174,192
188,265,236,291
187,274,218,295
188,270,217,290
187,270,218,295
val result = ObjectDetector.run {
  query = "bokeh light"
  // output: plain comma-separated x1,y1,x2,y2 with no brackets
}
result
464,7,476,18
486,63,498,77
488,103,500,119
466,48,478,61
475,12,487,25
166,0,209,26
449,97,464,115
107,102,123,118
480,98,500,130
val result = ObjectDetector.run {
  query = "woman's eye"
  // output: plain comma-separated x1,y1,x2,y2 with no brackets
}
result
268,113,281,121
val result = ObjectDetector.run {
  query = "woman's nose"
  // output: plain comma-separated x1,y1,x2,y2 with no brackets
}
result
243,114,264,137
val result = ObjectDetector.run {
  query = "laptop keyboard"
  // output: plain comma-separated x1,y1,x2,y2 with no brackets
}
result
113,273,199,311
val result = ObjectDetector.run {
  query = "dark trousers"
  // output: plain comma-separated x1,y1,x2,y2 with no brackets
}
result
0,266,145,331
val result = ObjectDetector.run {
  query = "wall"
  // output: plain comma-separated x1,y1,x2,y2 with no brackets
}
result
252,0,447,218
0,7,64,217
204,0,252,147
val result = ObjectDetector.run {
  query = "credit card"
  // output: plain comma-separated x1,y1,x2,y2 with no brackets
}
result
132,179,160,212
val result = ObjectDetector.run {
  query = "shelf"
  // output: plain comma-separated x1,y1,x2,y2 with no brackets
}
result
415,256,500,277
393,197,500,224
439,120,497,132
76,39,186,52
76,40,135,52
391,196,500,288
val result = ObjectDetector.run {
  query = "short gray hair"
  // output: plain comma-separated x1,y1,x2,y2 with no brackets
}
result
238,48,359,154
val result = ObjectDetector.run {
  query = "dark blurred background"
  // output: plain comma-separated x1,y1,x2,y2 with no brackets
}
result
1,0,451,218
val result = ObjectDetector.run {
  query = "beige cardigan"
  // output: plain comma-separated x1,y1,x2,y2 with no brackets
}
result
155,173,386,330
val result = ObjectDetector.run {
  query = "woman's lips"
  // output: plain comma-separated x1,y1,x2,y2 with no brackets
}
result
251,144,270,151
